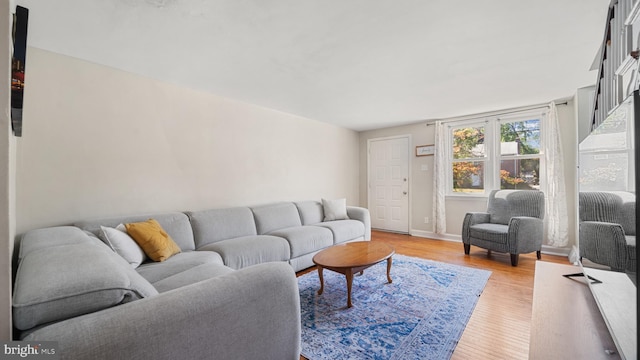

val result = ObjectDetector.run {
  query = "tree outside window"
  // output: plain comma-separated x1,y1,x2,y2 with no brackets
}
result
451,117,542,193
452,126,485,193
499,119,540,190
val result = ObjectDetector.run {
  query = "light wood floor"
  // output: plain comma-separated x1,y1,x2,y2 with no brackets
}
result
297,230,571,360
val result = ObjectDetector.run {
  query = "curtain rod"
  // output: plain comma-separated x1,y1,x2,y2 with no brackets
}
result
424,101,568,126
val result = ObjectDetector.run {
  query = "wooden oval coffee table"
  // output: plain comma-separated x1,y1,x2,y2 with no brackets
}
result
312,241,395,308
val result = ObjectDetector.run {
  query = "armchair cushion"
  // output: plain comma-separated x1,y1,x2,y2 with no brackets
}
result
489,190,545,224
469,223,508,244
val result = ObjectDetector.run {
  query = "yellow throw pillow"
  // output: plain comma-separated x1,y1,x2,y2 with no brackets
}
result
125,219,181,262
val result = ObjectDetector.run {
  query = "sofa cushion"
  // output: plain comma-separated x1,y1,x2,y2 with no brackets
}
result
316,220,366,244
187,207,257,248
198,235,290,270
136,251,224,283
251,203,302,234
75,212,196,251
125,219,181,262
13,239,158,331
151,263,235,293
18,226,92,263
295,201,324,225
99,224,147,268
269,226,333,258
322,198,349,221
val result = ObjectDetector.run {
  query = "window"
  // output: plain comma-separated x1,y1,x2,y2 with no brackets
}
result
448,112,543,195
499,118,541,190
451,123,487,193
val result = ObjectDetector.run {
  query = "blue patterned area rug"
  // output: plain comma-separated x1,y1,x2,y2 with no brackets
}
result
298,254,491,360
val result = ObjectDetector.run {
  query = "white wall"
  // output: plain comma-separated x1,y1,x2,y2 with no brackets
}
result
576,85,596,143
359,100,578,251
1,0,16,340
15,48,360,234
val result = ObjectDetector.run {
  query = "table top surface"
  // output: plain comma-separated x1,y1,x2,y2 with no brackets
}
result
312,241,395,269
529,261,621,360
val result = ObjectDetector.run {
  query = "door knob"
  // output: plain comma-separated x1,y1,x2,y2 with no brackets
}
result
403,191,407,195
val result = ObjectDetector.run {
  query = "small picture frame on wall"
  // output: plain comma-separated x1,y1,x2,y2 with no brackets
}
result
416,144,435,157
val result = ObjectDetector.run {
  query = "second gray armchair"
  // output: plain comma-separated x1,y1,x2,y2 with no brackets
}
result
462,189,545,266
579,191,636,273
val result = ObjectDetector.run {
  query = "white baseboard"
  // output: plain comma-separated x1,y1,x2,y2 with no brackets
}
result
410,229,572,258
410,229,461,242
541,245,571,257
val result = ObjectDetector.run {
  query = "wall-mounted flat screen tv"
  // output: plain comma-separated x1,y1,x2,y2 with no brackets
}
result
11,5,29,137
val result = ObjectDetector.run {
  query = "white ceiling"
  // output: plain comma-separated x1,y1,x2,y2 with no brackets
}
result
17,0,610,131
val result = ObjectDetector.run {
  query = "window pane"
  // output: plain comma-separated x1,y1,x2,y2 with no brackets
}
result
500,119,540,155
500,158,540,189
453,161,484,192
453,126,485,159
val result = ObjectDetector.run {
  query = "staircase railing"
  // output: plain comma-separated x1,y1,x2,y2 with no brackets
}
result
591,0,640,130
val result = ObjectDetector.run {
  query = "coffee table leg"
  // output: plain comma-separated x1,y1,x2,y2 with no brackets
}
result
386,257,393,283
346,269,354,308
317,266,324,295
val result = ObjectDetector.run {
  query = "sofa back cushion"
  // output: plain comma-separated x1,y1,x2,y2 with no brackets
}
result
251,202,302,234
13,226,158,331
187,207,257,248
295,201,324,225
75,212,196,251
18,226,91,263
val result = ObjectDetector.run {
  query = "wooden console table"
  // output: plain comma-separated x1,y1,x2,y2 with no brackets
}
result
529,261,620,359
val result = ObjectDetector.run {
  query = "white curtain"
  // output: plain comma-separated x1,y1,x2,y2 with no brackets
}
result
432,121,447,234
541,102,569,247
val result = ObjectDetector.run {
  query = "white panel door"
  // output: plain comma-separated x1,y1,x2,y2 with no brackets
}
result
368,137,409,233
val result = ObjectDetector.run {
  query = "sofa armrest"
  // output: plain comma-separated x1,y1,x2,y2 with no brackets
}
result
23,262,301,360
347,206,371,240
461,212,490,243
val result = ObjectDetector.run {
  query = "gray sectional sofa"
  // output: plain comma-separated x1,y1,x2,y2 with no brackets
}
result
12,200,371,360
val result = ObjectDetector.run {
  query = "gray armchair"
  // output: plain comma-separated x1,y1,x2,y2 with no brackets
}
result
579,191,636,272
462,190,545,266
